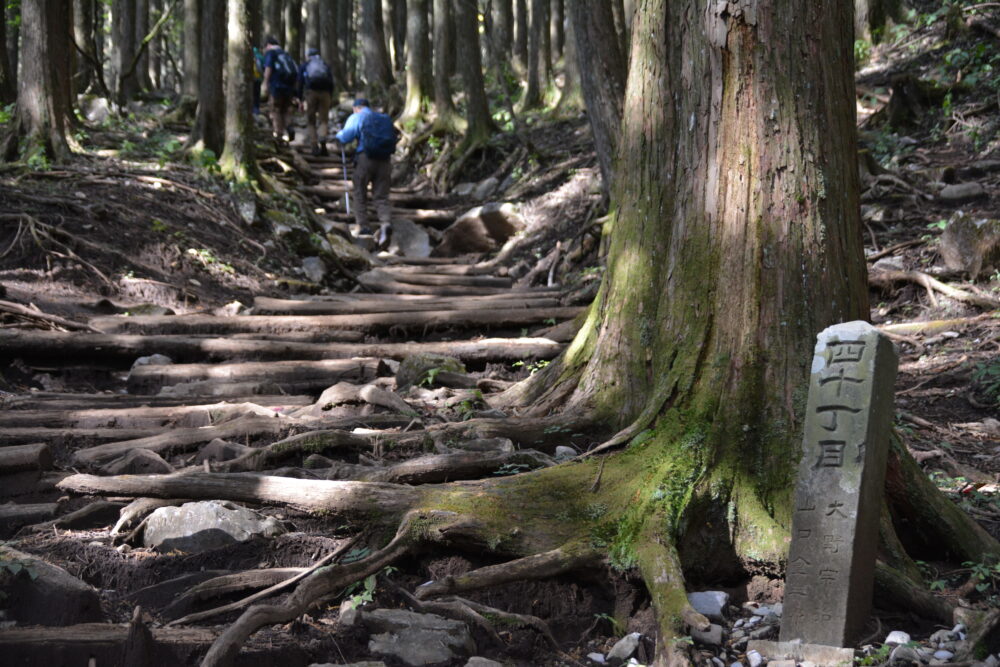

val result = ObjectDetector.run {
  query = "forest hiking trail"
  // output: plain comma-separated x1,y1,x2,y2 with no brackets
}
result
0,141,599,666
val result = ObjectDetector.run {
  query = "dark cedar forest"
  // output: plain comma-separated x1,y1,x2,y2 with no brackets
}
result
0,1,999,666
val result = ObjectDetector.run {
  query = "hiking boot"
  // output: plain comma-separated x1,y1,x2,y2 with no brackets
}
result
319,143,329,156
376,223,391,247
286,127,295,142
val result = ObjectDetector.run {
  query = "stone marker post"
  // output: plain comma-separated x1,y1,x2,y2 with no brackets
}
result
779,321,898,647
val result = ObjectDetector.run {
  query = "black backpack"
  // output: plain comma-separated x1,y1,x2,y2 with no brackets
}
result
305,57,334,90
272,50,298,86
360,112,398,160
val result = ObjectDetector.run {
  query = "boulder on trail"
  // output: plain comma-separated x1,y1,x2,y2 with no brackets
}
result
432,203,526,257
939,213,1000,278
302,256,328,284
195,438,253,463
938,182,987,204
387,219,432,258
324,232,374,271
131,354,173,370
142,500,285,553
361,608,476,666
0,545,102,626
101,449,174,475
396,354,467,391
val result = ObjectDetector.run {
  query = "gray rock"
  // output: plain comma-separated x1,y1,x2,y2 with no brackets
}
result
691,624,724,646
0,545,102,626
587,654,606,664
890,645,922,664
453,182,476,197
939,182,987,203
939,213,1000,277
885,630,912,645
749,625,776,640
986,655,999,667
607,632,642,660
554,446,578,462
310,663,386,667
465,659,503,667
872,256,906,271
388,219,432,258
102,449,174,475
142,501,285,553
746,649,763,667
473,177,499,200
396,354,466,390
195,439,252,463
364,609,475,666
433,203,526,257
687,591,730,622
934,650,955,661
81,96,111,123
769,662,797,667
302,256,328,283
131,354,173,370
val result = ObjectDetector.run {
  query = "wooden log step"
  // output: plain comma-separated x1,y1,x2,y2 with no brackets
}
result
0,330,563,366
0,503,59,536
301,289,559,302
0,391,313,411
0,443,53,473
376,264,496,276
0,427,164,447
252,295,560,315
90,307,584,336
72,416,288,465
0,402,292,430
304,184,450,208
364,270,514,288
326,208,457,228
355,276,516,296
126,358,386,394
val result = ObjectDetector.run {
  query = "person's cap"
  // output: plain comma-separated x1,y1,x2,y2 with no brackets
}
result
307,47,319,56
265,36,279,46
353,98,370,107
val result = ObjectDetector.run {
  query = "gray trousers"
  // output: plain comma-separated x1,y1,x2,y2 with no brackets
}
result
353,152,392,228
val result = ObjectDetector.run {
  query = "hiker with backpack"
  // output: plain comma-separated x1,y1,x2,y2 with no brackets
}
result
334,99,398,237
298,48,335,156
261,37,299,142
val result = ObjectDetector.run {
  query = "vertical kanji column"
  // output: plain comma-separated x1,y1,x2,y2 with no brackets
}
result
780,321,898,647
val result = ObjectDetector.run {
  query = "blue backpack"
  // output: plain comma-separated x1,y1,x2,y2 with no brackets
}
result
360,112,397,160
272,50,298,87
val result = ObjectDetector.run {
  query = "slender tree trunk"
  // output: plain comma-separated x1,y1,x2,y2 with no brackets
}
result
320,0,343,92
285,0,303,62
112,0,139,103
305,0,320,51
135,0,153,90
492,0,512,62
3,0,73,162
0,1,17,103
550,0,563,62
554,8,581,112
568,0,626,196
221,0,258,184
522,0,544,107
387,0,406,73
610,0,628,57
513,0,526,73
182,0,200,99
360,0,393,100
431,0,458,127
338,0,355,91
188,0,226,154
453,0,493,147
399,0,429,122
72,0,95,94
263,0,282,40
149,0,162,89
249,0,263,47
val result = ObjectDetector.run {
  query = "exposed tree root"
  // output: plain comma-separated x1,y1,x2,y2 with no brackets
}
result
870,268,1000,309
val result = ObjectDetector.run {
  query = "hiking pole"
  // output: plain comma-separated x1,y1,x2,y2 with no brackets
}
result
340,144,350,216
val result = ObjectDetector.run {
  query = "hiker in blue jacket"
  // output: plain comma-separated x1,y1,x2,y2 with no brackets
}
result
298,48,335,156
335,99,396,236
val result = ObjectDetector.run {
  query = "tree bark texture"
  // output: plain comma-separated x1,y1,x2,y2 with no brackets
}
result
513,0,527,72
4,0,73,162
400,0,430,121
285,0,303,62
453,0,494,145
189,0,226,154
385,0,406,73
135,0,154,90
568,0,626,196
523,0,545,107
492,0,512,62
320,0,343,90
221,0,258,183
360,0,394,100
72,0,96,94
431,0,456,118
305,0,320,52
339,0,357,90
263,0,282,41
112,0,139,102
182,0,200,99
0,1,15,103
550,0,563,61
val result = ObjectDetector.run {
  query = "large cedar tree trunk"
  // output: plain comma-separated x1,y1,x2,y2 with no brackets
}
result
453,0,494,148
182,0,200,101
522,0,545,108
3,0,73,162
220,0,258,183
399,0,430,123
112,0,139,103
568,0,626,197
430,0,459,130
135,0,154,90
188,0,225,154
285,0,303,62
360,0,393,101
320,1,343,92
0,1,16,104
513,0,527,73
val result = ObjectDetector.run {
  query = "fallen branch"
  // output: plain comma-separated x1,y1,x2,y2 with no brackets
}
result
869,269,1000,309
0,299,98,332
